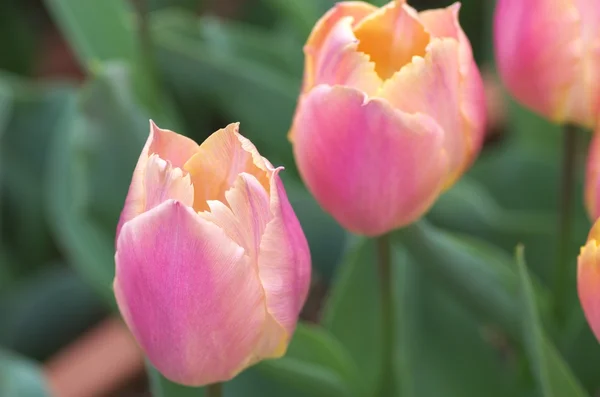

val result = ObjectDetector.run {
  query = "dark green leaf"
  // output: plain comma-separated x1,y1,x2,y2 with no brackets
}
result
321,239,381,395
515,247,588,397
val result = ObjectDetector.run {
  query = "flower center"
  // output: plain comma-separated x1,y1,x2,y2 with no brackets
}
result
354,2,430,80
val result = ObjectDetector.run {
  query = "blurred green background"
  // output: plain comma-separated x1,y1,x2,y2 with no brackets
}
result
0,0,597,396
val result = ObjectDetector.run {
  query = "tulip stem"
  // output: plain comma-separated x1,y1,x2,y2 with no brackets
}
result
376,233,395,395
206,382,223,397
553,124,579,324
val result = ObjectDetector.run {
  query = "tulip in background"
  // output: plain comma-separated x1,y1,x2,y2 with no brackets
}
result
578,220,600,341
586,131,600,220
494,0,600,128
290,0,486,236
113,122,311,386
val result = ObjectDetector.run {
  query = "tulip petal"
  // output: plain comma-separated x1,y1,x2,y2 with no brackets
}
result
292,85,447,236
418,2,486,157
116,122,198,238
578,237,600,341
114,200,266,386
494,0,600,127
379,37,482,184
184,123,270,212
354,1,430,80
303,2,378,93
257,169,311,338
586,132,600,220
144,154,194,212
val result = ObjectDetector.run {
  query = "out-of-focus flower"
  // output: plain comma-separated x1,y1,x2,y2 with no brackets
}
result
289,0,486,236
114,122,311,386
586,131,600,220
494,0,600,128
578,220,600,341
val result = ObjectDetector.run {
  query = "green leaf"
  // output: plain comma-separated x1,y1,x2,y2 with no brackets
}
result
0,266,105,360
152,10,299,170
46,64,148,304
258,323,361,397
43,0,174,123
395,220,549,340
321,239,381,395
397,250,523,397
0,350,50,397
515,247,588,397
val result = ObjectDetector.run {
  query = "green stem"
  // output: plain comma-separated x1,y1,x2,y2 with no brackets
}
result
553,124,578,324
206,382,223,397
376,234,394,395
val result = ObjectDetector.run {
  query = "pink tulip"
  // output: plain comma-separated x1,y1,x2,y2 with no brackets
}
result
494,0,600,128
114,122,311,386
578,220,600,341
586,131,600,220
290,0,486,236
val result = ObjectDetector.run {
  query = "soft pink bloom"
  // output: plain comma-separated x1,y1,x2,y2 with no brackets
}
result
494,0,600,128
114,122,311,386
578,220,600,341
290,0,486,236
586,131,600,220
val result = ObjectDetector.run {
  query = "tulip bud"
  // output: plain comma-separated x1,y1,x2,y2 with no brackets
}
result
578,220,600,341
494,0,600,128
586,131,600,220
114,122,311,386
290,0,486,236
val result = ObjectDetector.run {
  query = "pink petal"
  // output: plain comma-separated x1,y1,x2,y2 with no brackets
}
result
116,121,199,238
256,169,312,340
579,231,600,342
494,0,600,128
292,85,448,236
586,131,600,220
419,3,486,157
379,37,484,185
114,200,267,386
303,2,378,93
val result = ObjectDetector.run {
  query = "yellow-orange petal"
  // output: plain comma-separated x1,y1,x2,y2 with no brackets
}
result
354,1,430,80
183,123,270,212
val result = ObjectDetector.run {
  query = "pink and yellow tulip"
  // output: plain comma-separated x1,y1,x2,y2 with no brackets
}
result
494,0,600,128
290,0,486,236
114,122,311,386
578,220,600,341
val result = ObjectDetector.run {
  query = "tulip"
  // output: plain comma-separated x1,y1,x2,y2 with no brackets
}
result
586,131,600,220
494,0,600,128
290,0,486,236
114,122,311,386
578,219,600,341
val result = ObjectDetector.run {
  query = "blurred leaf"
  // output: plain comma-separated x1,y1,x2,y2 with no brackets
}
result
515,247,588,397
152,10,299,170
1,77,74,270
259,0,321,37
321,239,381,395
0,2,37,75
46,63,147,304
259,323,361,397
282,176,346,282
43,0,174,124
395,220,549,340
0,265,105,360
398,247,523,397
0,350,50,397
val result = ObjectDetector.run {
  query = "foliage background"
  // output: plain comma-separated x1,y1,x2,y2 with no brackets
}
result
0,0,596,396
